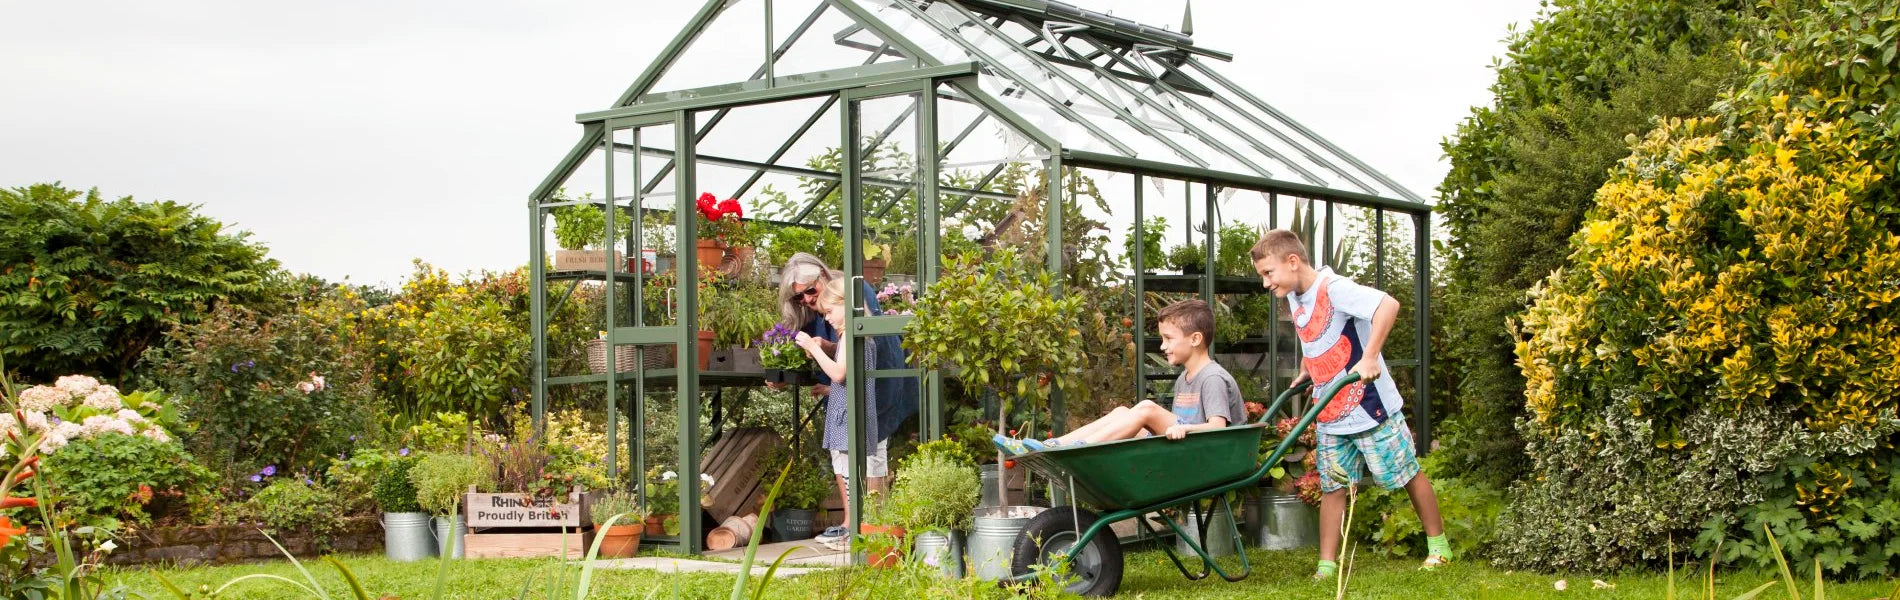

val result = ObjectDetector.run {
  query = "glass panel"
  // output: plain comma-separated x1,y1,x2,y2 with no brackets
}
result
648,0,767,96
630,123,681,327
689,97,833,166
773,1,913,79
851,91,921,293
933,81,1051,272
1063,166,1139,425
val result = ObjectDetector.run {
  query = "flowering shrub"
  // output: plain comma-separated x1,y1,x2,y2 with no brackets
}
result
1261,416,1319,493
874,282,915,315
757,323,810,370
2,375,174,455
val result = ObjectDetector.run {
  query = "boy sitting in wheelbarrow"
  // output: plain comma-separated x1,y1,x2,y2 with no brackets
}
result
1251,228,1452,577
993,299,1246,452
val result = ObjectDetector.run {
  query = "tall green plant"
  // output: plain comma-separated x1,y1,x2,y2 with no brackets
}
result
549,191,631,251
904,248,1086,502
0,183,282,382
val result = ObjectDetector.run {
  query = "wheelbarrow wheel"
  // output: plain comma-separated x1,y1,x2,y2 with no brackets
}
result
1010,506,1123,597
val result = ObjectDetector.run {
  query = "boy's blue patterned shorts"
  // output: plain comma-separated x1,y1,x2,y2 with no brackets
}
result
1315,414,1420,493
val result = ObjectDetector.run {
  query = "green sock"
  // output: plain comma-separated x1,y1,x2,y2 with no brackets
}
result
1314,560,1338,578
1427,534,1452,559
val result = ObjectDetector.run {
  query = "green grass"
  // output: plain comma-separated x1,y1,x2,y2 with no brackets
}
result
116,547,1900,599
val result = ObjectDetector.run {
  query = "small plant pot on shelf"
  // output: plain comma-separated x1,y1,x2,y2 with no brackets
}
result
596,523,643,558
763,368,819,386
862,258,887,284
695,330,715,370
770,508,817,542
645,515,670,537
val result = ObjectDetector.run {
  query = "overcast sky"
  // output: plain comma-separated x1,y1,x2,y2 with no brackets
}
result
1,0,1541,287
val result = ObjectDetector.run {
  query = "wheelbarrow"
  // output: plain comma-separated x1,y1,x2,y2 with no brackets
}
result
1003,372,1362,596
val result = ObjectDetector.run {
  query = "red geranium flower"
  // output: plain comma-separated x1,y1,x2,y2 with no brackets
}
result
716,197,743,219
696,192,722,221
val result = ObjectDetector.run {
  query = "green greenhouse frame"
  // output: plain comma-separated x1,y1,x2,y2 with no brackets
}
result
527,0,1433,557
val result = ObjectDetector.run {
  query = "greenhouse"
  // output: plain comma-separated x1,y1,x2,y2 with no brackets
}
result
526,0,1433,556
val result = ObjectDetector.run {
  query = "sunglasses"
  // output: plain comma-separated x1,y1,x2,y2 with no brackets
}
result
793,285,820,299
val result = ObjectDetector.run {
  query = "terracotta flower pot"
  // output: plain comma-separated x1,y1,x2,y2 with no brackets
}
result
596,523,643,558
861,524,907,568
696,330,716,370
694,239,727,270
724,245,756,278
645,515,669,537
862,258,887,285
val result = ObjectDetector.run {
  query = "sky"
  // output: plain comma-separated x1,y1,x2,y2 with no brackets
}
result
0,0,1543,288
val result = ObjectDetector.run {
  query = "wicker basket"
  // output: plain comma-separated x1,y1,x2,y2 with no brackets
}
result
586,338,672,374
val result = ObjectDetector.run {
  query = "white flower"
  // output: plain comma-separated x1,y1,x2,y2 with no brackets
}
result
19,386,67,412
661,470,677,481
39,430,69,455
82,386,123,411
82,415,135,437
98,539,118,553
116,409,145,422
54,375,100,398
141,427,172,443
22,411,49,433
699,473,715,486
296,381,316,394
309,373,326,391
0,414,16,437
54,421,83,440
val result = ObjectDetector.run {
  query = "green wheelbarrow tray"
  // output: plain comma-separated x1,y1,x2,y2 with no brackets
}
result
1002,373,1363,596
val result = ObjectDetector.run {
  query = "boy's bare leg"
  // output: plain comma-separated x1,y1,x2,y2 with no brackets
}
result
1317,488,1346,563
831,474,891,526
1052,406,1130,444
1406,473,1445,539
834,475,851,525
1078,401,1176,443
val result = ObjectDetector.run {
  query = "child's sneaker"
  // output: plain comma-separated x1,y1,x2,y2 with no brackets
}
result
992,434,1031,456
813,525,848,548
1420,555,1451,570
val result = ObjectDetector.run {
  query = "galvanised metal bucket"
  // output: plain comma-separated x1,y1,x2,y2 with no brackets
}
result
1247,488,1319,550
912,530,965,578
433,515,466,559
1174,502,1237,558
969,506,1041,580
383,512,436,562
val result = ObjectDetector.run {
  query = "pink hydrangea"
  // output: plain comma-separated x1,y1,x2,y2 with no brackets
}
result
116,409,145,422
82,386,123,411
18,385,68,412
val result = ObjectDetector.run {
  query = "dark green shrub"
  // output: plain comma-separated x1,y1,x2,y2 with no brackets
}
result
42,433,212,527
246,478,342,549
0,183,282,382
372,456,422,513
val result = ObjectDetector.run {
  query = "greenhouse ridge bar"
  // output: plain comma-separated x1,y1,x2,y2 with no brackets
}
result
527,0,1432,558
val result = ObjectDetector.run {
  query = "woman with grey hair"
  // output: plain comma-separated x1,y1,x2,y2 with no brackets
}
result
775,251,917,548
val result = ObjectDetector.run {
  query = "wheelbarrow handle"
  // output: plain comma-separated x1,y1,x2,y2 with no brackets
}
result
1253,380,1313,426
1252,372,1363,481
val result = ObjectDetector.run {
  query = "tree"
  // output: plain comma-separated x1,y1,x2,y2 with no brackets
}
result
0,183,281,382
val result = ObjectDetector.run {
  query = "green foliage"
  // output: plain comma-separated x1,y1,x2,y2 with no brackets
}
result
408,292,527,426
1165,244,1204,274
324,447,395,516
142,304,376,486
245,479,342,548
762,448,832,512
1214,222,1261,277
1696,452,1900,579
548,191,631,251
0,183,282,382
1432,0,1755,488
1503,0,1900,572
763,226,840,269
1347,457,1504,561
42,432,212,527
409,453,492,516
589,491,644,526
1123,216,1168,272
702,281,777,349
373,456,423,513
889,453,980,534
904,248,1087,418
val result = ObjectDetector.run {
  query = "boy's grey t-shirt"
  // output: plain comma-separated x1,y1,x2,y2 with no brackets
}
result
1171,360,1246,426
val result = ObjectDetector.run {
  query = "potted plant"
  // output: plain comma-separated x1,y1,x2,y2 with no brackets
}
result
644,466,714,536
411,452,494,559
1215,222,1262,277
763,448,830,541
903,248,1087,580
874,281,917,316
702,281,776,371
859,490,906,568
374,455,434,561
890,440,981,578
694,192,748,272
758,323,817,385
590,491,646,558
641,211,677,274
1247,413,1322,550
1168,243,1207,274
550,190,634,272
861,241,890,284
1122,216,1168,273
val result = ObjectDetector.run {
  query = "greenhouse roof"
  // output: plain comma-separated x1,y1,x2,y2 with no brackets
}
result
536,0,1425,210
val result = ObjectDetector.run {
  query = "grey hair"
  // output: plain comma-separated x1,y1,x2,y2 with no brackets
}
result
777,252,840,328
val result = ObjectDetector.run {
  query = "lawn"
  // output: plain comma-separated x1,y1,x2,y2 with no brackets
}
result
118,547,1900,599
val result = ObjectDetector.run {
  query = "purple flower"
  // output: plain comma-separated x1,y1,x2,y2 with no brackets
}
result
249,474,262,483
260,465,277,477
349,435,357,441
399,447,410,456
303,478,314,485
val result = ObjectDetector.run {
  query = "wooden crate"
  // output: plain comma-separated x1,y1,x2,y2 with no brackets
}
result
464,530,594,559
466,491,588,529
699,428,783,523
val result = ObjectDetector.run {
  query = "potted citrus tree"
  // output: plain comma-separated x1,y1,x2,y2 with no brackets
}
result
550,190,633,272
902,247,1087,580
